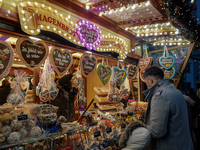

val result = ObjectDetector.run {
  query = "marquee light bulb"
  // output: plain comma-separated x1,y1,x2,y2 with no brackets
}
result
19,3,24,8
34,2,38,7
29,30,34,34
23,25,28,30
41,4,45,9
86,5,90,10
20,10,25,15
26,1,31,6
21,18,26,22
36,29,40,33
39,25,44,29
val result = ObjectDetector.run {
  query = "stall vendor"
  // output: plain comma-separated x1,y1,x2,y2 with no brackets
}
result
51,69,78,122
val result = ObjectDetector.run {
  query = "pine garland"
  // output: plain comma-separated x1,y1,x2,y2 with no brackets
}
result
162,0,200,45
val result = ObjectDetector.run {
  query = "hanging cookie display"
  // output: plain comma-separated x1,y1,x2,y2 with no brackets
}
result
97,59,112,85
113,67,127,86
127,64,137,80
80,53,97,77
119,82,130,99
107,67,120,104
16,37,48,70
7,70,27,106
49,47,73,76
0,40,14,81
138,49,154,81
161,66,176,79
74,67,87,108
159,45,176,79
37,57,58,103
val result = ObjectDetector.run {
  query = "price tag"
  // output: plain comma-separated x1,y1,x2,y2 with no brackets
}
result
121,123,126,129
106,127,112,134
17,111,29,122
112,94,117,98
104,146,112,150
94,130,101,138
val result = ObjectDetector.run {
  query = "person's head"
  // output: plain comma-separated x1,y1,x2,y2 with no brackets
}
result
187,88,194,95
143,66,164,89
2,79,10,88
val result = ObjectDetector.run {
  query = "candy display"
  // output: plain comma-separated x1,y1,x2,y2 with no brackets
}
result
0,113,12,125
19,128,27,139
0,134,5,146
7,132,20,144
6,70,26,106
2,125,12,138
25,120,36,130
10,120,23,131
30,126,43,138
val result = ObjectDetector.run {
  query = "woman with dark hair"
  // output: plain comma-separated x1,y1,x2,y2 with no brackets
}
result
0,79,12,105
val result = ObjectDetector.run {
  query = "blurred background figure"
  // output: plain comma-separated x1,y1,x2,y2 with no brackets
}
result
0,79,11,105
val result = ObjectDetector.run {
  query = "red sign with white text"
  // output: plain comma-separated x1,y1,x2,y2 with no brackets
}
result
59,145,73,150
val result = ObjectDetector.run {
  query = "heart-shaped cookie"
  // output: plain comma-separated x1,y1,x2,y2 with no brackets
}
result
81,54,97,77
127,65,137,80
16,37,48,70
161,67,176,79
76,20,101,50
49,47,73,76
49,90,58,100
0,40,14,81
159,56,175,69
113,67,127,85
97,63,112,85
39,89,49,103
138,58,151,70
140,70,145,82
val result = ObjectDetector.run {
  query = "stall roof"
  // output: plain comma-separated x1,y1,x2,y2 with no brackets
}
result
72,0,189,46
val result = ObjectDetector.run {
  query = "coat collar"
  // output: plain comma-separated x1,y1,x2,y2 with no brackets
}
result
143,79,170,97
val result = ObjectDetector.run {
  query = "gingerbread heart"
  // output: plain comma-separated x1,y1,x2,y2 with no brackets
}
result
0,40,14,81
140,70,145,82
39,90,50,103
16,37,48,70
49,47,73,76
161,67,176,79
127,65,137,80
159,56,175,69
81,54,97,77
138,58,151,70
97,63,112,85
113,67,127,85
49,90,58,100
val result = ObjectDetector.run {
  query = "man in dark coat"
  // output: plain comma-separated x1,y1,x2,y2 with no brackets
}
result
143,66,193,150
51,70,78,122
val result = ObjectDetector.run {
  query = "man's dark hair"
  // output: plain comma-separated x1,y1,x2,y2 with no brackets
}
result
143,66,164,80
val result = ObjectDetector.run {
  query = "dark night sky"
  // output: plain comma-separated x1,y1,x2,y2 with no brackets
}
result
197,0,200,21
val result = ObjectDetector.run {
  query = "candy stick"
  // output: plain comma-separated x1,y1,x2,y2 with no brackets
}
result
77,98,95,123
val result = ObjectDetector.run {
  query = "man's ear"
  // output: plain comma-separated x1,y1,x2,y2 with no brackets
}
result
149,77,154,84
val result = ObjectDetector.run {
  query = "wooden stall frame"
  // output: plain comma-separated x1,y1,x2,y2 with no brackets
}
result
149,43,195,88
